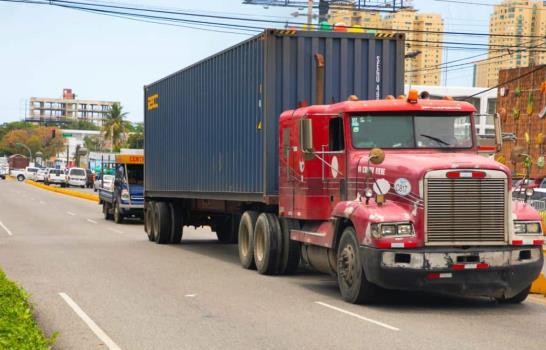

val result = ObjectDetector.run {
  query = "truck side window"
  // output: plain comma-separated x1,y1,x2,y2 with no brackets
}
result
282,128,290,159
329,117,344,151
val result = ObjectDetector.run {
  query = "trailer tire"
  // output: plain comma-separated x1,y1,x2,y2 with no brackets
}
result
153,201,171,244
169,203,183,244
238,211,258,270
254,213,282,275
496,286,530,304
278,218,301,275
145,202,155,241
337,226,377,304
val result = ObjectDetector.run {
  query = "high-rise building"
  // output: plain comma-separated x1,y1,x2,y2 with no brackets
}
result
328,1,381,28
383,9,444,86
474,0,546,87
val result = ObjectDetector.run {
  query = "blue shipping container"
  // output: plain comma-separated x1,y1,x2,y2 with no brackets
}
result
144,29,404,203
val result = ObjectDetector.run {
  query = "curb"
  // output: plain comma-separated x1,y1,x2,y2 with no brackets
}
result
25,180,99,202
531,273,546,296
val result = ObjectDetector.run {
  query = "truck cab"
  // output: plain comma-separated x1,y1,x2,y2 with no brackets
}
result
99,154,144,223
278,92,544,303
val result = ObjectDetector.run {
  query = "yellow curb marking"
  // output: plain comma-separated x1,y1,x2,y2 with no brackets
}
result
25,180,99,202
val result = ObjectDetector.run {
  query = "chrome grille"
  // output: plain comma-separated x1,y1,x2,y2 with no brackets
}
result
426,176,506,244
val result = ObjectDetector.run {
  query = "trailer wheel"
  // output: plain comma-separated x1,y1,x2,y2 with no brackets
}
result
278,218,301,275
337,226,377,304
103,202,113,220
169,203,183,244
153,202,171,244
238,211,258,269
496,286,530,304
254,213,282,275
145,202,155,241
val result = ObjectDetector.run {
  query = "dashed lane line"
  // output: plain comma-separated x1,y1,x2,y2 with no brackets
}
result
86,219,98,224
0,220,13,236
315,301,399,331
67,212,76,216
59,293,122,350
107,228,123,234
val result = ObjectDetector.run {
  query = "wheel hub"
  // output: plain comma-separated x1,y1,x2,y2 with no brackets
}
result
338,245,356,287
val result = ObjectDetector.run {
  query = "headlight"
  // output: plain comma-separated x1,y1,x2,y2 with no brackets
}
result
514,221,542,234
370,222,414,238
121,189,130,200
525,187,534,197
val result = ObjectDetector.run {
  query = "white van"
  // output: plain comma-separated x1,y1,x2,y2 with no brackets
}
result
67,168,86,188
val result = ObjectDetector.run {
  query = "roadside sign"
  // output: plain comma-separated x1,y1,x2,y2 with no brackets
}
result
62,133,73,138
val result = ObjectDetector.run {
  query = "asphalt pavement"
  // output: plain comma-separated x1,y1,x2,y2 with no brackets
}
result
1,179,546,350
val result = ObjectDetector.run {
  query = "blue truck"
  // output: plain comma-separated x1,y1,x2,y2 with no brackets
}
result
99,154,144,223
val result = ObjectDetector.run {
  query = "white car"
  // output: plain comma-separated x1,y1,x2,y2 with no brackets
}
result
35,168,49,182
11,166,39,181
0,166,7,180
67,168,87,188
45,168,67,187
94,174,114,192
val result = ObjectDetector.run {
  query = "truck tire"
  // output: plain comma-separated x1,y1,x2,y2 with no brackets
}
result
238,211,258,270
278,218,301,275
496,286,530,304
337,226,377,304
169,202,183,244
153,201,171,244
103,202,113,220
113,201,124,224
253,213,282,275
145,202,155,241
17,175,24,181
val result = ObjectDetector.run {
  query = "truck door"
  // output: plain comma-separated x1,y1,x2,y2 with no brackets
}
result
323,116,346,209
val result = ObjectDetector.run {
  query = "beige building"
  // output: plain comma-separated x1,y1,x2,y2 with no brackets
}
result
28,89,118,126
328,1,381,28
474,0,546,87
383,9,444,86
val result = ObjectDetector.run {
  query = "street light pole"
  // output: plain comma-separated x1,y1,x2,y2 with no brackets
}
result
15,143,32,162
307,0,313,25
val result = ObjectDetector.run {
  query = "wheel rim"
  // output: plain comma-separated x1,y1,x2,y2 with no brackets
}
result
255,226,265,262
338,244,357,287
240,225,250,256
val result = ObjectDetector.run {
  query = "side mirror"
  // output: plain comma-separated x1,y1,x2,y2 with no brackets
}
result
494,113,502,152
300,118,314,155
369,148,385,165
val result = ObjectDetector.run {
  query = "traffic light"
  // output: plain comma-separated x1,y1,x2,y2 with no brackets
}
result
51,129,56,138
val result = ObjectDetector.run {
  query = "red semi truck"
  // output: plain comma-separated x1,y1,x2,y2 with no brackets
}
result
144,31,543,304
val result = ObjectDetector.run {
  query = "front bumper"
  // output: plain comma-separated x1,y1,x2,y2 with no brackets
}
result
360,246,544,299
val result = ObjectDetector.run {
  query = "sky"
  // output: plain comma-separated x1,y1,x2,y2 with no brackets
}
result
0,0,494,124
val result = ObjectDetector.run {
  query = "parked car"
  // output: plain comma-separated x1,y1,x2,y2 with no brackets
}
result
0,165,7,180
66,168,87,188
45,168,67,187
11,166,39,181
94,174,114,192
85,169,95,189
35,168,49,182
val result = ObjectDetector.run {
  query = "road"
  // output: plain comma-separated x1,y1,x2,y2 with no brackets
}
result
0,179,546,350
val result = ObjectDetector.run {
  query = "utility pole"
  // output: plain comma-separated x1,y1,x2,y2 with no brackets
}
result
66,144,69,169
307,0,313,25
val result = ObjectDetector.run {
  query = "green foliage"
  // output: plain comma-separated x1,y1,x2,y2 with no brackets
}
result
0,269,56,349
102,103,131,151
0,127,64,159
64,119,100,131
0,121,35,142
126,132,144,149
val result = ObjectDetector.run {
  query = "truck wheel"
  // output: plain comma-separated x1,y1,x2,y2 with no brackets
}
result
114,202,124,224
238,211,258,270
337,226,377,304
253,213,282,275
278,218,301,275
153,202,171,244
145,202,155,241
17,175,24,181
496,286,530,304
169,202,183,244
103,202,113,220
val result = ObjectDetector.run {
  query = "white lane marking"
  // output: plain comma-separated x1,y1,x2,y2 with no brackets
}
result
87,219,98,224
67,212,76,216
39,200,46,205
108,228,123,234
185,294,197,298
0,221,13,236
315,301,399,331
59,293,122,350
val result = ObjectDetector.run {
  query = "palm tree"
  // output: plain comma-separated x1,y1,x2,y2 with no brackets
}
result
102,103,131,151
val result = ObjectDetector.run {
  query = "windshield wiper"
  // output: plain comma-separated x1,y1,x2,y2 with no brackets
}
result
420,134,450,146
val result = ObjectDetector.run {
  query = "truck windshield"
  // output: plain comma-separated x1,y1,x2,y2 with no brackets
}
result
350,114,473,149
127,164,143,185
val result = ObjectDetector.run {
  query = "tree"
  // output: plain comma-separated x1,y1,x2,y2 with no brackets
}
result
83,135,103,152
126,132,144,149
102,103,131,151
0,126,64,159
64,119,100,131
